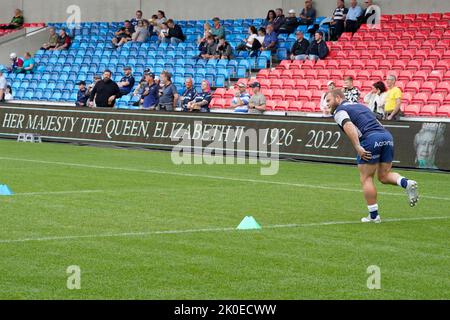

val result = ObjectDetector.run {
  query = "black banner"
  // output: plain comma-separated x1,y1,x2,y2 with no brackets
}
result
0,104,449,171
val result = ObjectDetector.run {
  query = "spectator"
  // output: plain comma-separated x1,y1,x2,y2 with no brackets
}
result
230,82,251,113
8,53,23,74
343,76,361,103
0,71,7,102
290,31,310,60
179,78,197,111
248,82,266,114
132,79,148,106
75,81,89,107
87,75,102,96
157,71,179,112
112,20,135,48
345,0,363,33
51,29,71,51
130,10,143,27
16,52,35,74
132,20,150,43
214,37,233,60
186,80,212,112
272,8,286,33
200,22,212,41
117,66,135,97
161,19,185,45
384,75,403,121
236,26,261,53
141,73,159,110
40,27,58,50
278,9,299,34
364,81,387,119
200,35,217,59
262,10,276,28
148,14,158,35
150,10,167,36
4,85,13,101
361,0,377,24
320,81,336,116
330,0,348,41
299,31,328,61
197,23,212,56
299,0,317,25
0,9,24,30
260,24,278,53
211,17,225,39
158,23,170,43
88,70,121,108
255,27,266,48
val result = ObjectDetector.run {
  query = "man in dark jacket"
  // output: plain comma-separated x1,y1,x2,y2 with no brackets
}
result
88,70,121,108
278,9,299,34
162,19,185,45
290,31,310,60
301,31,329,61
272,8,286,32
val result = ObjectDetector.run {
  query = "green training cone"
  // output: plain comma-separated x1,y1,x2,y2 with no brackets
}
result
236,216,261,230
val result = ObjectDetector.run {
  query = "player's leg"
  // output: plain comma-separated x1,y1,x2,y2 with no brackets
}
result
378,162,419,207
358,163,381,223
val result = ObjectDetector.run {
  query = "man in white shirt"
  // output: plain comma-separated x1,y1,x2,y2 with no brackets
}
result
0,71,8,102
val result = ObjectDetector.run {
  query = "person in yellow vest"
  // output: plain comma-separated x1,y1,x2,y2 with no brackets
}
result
384,75,403,120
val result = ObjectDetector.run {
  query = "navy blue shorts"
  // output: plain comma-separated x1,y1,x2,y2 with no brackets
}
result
357,131,394,165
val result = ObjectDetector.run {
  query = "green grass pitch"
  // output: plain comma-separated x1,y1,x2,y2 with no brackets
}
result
0,138,449,299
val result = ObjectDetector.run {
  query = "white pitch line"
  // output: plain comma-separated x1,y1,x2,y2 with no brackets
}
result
0,216,448,244
1,156,450,202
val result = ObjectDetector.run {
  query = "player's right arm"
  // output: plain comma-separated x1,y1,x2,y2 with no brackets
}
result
334,110,372,161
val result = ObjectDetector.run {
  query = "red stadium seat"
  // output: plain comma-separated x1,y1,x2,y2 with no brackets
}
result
261,89,273,99
401,92,414,104
213,88,227,98
317,69,331,80
272,89,286,100
413,49,429,60
311,90,322,102
210,98,226,109
411,93,429,106
268,69,282,79
289,60,303,69
370,70,385,81
429,13,443,21
364,60,381,70
304,69,319,80
280,69,293,79
301,60,316,69
274,101,289,111
278,60,292,70
339,60,352,70
292,69,306,79
419,105,437,116
428,93,445,105
301,101,317,112
330,69,345,80
224,88,238,98
443,50,450,60
325,60,340,69
421,60,436,72
398,70,414,82
283,79,296,90
392,60,408,70
436,40,450,51
285,89,299,101
400,49,415,60
288,101,303,112
421,40,438,50
265,100,277,111
257,69,270,79
436,105,450,117
403,105,421,116
405,81,421,94
270,79,284,89
259,79,271,89
351,60,365,70
444,71,450,82
444,94,450,104
412,70,430,83
314,60,327,69
421,82,437,94
428,70,444,82
435,82,450,95
405,60,421,71
295,79,308,90
298,91,313,102
357,70,371,81
416,13,430,22
435,60,450,71
308,80,322,90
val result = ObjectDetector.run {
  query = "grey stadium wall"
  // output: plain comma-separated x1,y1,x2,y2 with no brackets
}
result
1,0,450,23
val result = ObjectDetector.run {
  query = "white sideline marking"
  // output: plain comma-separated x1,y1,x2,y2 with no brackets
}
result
1,156,450,202
0,216,448,244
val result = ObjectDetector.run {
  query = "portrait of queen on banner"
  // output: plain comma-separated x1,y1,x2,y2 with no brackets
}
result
414,123,446,170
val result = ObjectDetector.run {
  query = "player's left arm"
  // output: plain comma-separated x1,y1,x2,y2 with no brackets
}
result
342,122,372,161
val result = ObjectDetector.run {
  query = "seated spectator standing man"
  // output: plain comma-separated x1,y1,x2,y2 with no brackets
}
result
299,31,328,61
117,66,135,97
200,35,217,60
214,37,233,60
179,78,197,111
0,71,7,102
157,71,179,112
330,0,348,40
16,52,35,74
278,9,299,34
186,80,212,113
51,29,71,51
343,76,361,103
130,10,143,27
345,0,363,33
75,81,89,107
384,75,403,121
88,70,121,108
299,0,317,25
361,0,377,24
248,82,266,114
210,17,225,40
41,27,58,50
261,24,278,54
0,9,24,30
272,8,286,33
230,82,251,113
141,73,159,110
290,31,309,60
8,53,23,74
112,20,135,48
163,19,185,45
